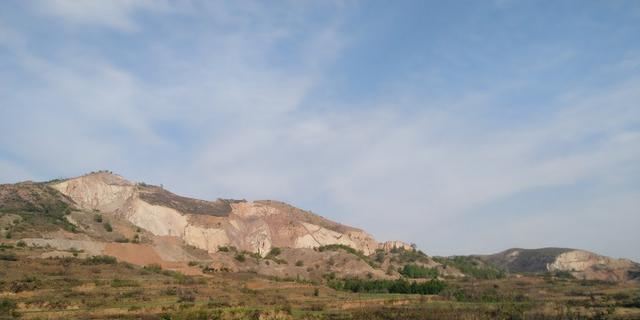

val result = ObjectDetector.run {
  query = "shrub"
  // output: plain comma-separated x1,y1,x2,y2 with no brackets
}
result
217,246,230,252
554,270,575,279
295,260,304,267
94,214,103,223
103,222,112,232
145,263,163,272
0,298,18,317
188,261,199,267
16,240,26,247
0,253,17,261
10,276,41,293
268,247,282,256
235,253,246,262
83,255,117,265
111,279,140,287
115,238,130,243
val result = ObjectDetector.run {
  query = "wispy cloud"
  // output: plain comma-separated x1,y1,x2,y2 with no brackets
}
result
32,0,166,31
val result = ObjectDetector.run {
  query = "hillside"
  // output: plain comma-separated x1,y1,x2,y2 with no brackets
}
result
479,248,640,282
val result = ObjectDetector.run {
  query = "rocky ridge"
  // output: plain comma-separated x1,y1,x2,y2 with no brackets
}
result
50,172,379,256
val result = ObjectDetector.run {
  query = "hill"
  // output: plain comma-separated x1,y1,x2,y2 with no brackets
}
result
478,248,640,282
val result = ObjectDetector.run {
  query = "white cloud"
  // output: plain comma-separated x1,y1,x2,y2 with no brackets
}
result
33,0,165,31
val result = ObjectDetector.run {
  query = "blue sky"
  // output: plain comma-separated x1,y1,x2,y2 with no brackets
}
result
1,1,639,260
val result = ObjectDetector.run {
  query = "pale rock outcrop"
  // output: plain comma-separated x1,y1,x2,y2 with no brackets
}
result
183,225,230,252
547,250,637,281
127,199,188,237
52,172,134,213
379,240,413,252
547,250,603,272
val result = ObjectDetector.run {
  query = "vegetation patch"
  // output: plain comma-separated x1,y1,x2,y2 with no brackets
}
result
434,256,505,279
400,264,439,279
329,278,446,295
317,244,377,267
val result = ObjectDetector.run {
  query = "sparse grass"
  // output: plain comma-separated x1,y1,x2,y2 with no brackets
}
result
434,256,505,279
317,244,378,267
0,245,637,320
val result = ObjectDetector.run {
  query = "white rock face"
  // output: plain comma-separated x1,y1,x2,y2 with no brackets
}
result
547,250,603,272
128,199,188,237
547,250,638,281
183,225,230,252
52,172,380,257
52,172,134,213
379,240,413,252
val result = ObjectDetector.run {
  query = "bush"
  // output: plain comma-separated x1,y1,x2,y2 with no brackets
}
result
16,240,26,247
111,279,140,287
554,270,575,279
268,247,282,256
217,246,230,252
0,253,17,261
10,276,41,293
295,260,304,267
0,298,18,317
103,222,113,232
235,253,246,262
83,255,117,265
94,214,103,223
145,263,163,272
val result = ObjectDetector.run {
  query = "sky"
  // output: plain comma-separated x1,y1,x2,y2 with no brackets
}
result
1,1,639,261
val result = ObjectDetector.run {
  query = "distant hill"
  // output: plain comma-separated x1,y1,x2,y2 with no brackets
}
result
478,248,640,282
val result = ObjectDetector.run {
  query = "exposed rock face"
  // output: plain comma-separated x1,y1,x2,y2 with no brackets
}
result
379,240,413,252
51,172,378,256
548,250,639,282
51,172,134,213
483,248,640,282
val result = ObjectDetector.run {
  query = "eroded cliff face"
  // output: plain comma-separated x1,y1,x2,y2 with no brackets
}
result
51,172,378,256
51,172,134,213
547,250,638,282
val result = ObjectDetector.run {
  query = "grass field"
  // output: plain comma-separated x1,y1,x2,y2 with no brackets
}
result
1,245,639,319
